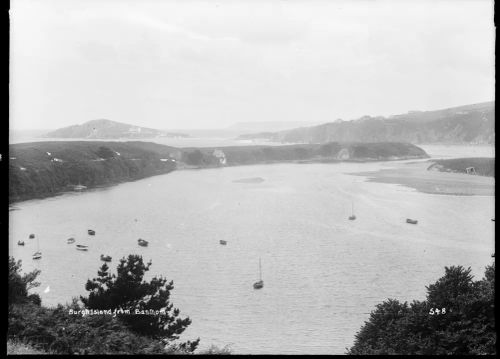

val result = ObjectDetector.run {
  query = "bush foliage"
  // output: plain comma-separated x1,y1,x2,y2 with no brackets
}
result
8,255,199,354
347,264,495,355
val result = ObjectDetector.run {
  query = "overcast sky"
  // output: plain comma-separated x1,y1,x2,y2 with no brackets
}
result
10,0,495,130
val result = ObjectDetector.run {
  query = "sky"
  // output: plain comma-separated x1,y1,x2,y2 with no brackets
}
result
10,0,495,130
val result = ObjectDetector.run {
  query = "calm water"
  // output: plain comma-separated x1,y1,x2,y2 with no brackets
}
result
9,150,495,354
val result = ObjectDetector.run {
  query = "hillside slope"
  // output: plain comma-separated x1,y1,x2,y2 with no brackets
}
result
238,101,495,145
9,141,428,203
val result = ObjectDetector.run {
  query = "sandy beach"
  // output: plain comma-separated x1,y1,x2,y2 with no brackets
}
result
352,160,495,196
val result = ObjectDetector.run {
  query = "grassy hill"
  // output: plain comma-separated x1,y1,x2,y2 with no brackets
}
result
238,101,494,145
428,158,495,177
9,141,178,203
9,141,428,203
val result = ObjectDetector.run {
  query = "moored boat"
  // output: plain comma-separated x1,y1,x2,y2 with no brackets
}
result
29,234,35,239
32,237,42,259
88,230,96,236
220,240,227,245
76,244,89,251
18,240,25,246
137,238,149,247
348,201,356,220
253,258,264,289
67,237,75,244
73,184,87,191
406,219,418,224
100,254,112,262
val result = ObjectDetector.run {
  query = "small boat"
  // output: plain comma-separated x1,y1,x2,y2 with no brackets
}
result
348,201,356,220
253,258,264,290
491,253,495,258
88,230,96,236
137,238,149,247
76,244,89,251
492,218,495,222
32,237,42,259
29,234,35,239
67,237,75,244
406,219,418,225
100,254,112,262
73,184,87,191
18,240,25,246
219,240,227,245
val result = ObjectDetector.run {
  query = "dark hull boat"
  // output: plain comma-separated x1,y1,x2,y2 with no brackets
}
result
100,255,112,262
18,241,25,246
88,230,96,236
29,234,35,239
220,240,227,245
253,280,264,289
406,219,418,224
348,201,356,220
76,244,89,251
253,258,264,290
138,239,149,247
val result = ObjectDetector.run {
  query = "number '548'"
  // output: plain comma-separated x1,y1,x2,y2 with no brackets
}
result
429,308,446,315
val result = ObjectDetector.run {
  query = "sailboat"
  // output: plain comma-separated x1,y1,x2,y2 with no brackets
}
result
32,236,42,260
253,258,264,289
348,201,356,220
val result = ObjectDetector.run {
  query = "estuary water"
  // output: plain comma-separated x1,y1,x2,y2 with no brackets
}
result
9,147,495,354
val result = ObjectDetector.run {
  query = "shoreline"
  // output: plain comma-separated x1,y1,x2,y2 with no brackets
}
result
351,160,495,196
9,155,428,206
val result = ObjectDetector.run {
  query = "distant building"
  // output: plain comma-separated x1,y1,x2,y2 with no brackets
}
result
466,167,477,175
213,149,227,165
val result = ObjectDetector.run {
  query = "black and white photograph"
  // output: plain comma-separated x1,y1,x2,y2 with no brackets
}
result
7,0,495,355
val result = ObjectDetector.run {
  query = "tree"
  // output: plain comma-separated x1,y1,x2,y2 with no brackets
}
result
8,257,41,306
80,255,199,351
96,146,116,159
347,263,496,355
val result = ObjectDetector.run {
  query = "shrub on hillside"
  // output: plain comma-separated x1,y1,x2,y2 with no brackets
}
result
347,263,495,355
8,257,41,306
81,255,199,351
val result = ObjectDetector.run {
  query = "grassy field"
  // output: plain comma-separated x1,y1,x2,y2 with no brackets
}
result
428,157,495,177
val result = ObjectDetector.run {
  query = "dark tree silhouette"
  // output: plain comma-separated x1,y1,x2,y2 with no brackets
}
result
80,255,199,351
8,257,41,306
347,263,495,355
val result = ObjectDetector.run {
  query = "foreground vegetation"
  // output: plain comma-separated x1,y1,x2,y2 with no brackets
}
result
8,255,208,354
9,141,428,203
429,157,495,177
9,252,494,354
347,263,496,355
